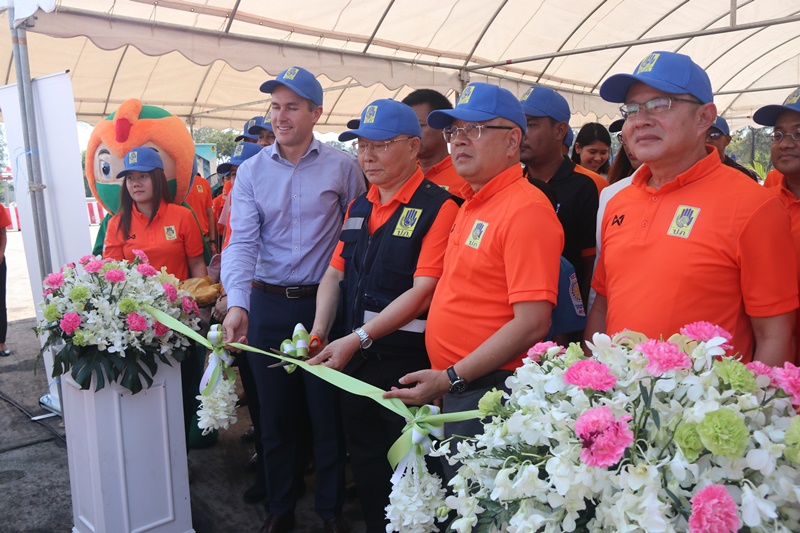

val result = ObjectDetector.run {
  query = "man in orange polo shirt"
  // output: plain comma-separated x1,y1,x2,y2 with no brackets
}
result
384,83,563,454
400,89,468,198
588,51,797,365
308,98,458,533
755,87,800,361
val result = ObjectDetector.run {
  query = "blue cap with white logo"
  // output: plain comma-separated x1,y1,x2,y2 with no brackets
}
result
600,51,713,104
116,146,164,179
519,85,571,123
235,116,262,142
710,116,730,136
753,88,800,126
248,114,274,134
339,99,422,142
427,82,526,132
217,142,263,175
260,66,323,107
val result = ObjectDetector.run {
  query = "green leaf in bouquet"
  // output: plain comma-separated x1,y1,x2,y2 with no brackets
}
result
651,408,661,430
639,380,651,409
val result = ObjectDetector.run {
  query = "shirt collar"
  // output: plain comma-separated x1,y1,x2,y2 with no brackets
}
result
132,201,166,222
425,154,454,178
366,166,425,207
632,146,720,193
269,137,321,163
461,163,525,205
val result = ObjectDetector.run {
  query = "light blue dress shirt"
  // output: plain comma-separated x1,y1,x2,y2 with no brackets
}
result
222,138,365,311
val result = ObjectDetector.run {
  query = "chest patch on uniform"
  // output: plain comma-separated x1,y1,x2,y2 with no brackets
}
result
393,208,422,238
197,184,204,193
465,220,489,249
667,205,700,238
164,225,177,240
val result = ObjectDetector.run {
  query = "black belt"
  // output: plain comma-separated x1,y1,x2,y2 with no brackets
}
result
252,280,319,299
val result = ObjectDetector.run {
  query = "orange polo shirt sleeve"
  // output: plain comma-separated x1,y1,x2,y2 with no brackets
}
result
425,155,469,200
574,163,609,195
0,206,10,228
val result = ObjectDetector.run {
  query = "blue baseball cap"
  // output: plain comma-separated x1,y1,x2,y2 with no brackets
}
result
217,142,263,175
346,118,361,129
609,119,625,133
116,146,164,178
600,51,713,104
710,116,730,136
248,114,274,134
753,88,800,126
564,127,574,148
519,86,571,123
427,82,526,132
339,99,422,142
260,66,323,107
235,116,262,142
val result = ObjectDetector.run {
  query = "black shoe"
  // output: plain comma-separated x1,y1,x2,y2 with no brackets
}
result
240,425,255,441
243,481,266,503
0,350,11,357
259,513,295,533
322,517,349,533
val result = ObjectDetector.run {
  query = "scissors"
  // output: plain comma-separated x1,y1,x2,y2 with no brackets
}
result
267,334,321,368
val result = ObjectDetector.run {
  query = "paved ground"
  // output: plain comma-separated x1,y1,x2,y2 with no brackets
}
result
0,230,366,533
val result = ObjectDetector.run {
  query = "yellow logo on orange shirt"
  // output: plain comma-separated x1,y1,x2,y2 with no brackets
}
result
164,225,177,241
283,67,299,80
364,105,378,124
197,184,204,193
465,219,488,249
785,88,800,105
458,85,474,105
393,208,422,238
667,205,700,238
637,53,660,74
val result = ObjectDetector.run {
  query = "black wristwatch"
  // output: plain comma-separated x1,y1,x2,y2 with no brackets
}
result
446,365,468,393
354,327,373,349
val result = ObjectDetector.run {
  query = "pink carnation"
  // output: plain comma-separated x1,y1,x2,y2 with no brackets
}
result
84,260,104,273
136,263,158,277
564,359,617,391
745,361,774,380
43,288,53,297
126,312,148,332
163,283,178,302
104,269,126,283
680,321,733,349
44,272,65,288
59,312,82,334
689,484,739,533
527,341,564,362
774,363,800,406
636,339,691,377
79,255,95,265
65,262,76,269
182,296,199,315
154,322,169,336
574,406,633,467
132,249,149,263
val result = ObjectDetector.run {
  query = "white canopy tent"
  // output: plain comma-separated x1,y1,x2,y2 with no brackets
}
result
1,0,799,132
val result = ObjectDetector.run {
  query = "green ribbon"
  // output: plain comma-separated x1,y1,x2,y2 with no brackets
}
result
142,305,480,468
278,323,311,374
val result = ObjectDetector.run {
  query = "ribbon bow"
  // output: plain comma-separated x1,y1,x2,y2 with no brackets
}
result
278,323,310,373
142,306,481,472
198,324,236,396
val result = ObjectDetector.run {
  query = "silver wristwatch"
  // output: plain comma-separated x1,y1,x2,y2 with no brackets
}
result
354,327,373,349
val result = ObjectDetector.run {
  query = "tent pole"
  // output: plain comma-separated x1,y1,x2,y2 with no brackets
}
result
8,7,52,280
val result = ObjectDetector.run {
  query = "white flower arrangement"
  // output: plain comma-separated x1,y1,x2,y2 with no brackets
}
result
36,251,200,394
434,324,800,532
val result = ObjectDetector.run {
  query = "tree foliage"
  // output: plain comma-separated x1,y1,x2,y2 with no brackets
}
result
726,126,773,177
192,127,240,162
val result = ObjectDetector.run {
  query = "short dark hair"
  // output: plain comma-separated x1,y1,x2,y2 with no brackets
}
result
402,89,453,111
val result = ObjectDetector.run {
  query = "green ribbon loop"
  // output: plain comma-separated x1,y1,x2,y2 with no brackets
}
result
142,305,481,467
278,323,311,373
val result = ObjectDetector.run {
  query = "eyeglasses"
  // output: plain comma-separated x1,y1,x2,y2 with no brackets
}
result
354,137,413,153
770,130,800,144
706,131,726,141
442,123,514,143
619,97,703,119
613,131,626,145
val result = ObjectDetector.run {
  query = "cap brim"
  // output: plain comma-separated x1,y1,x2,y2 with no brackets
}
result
217,163,233,174
753,104,799,126
116,165,160,179
599,73,697,103
346,119,360,129
339,127,403,142
427,108,500,129
248,124,273,134
609,119,625,133
520,104,569,123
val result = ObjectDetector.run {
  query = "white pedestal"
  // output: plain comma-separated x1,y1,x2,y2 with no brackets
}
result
62,360,194,533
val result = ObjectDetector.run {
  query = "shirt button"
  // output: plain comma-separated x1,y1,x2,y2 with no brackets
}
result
291,269,296,274
294,246,298,251
642,221,648,227
652,196,658,202
293,194,298,199
294,220,298,225
294,170,298,174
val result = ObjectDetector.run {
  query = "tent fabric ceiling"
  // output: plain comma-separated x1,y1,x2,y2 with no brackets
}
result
1,0,800,133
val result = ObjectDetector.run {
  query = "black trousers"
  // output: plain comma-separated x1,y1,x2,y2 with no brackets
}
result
341,350,433,533
247,289,345,519
0,258,6,344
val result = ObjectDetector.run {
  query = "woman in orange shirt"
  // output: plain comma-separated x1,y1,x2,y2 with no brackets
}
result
103,146,206,280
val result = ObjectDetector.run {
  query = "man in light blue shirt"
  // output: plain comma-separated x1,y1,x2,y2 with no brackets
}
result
222,66,365,533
